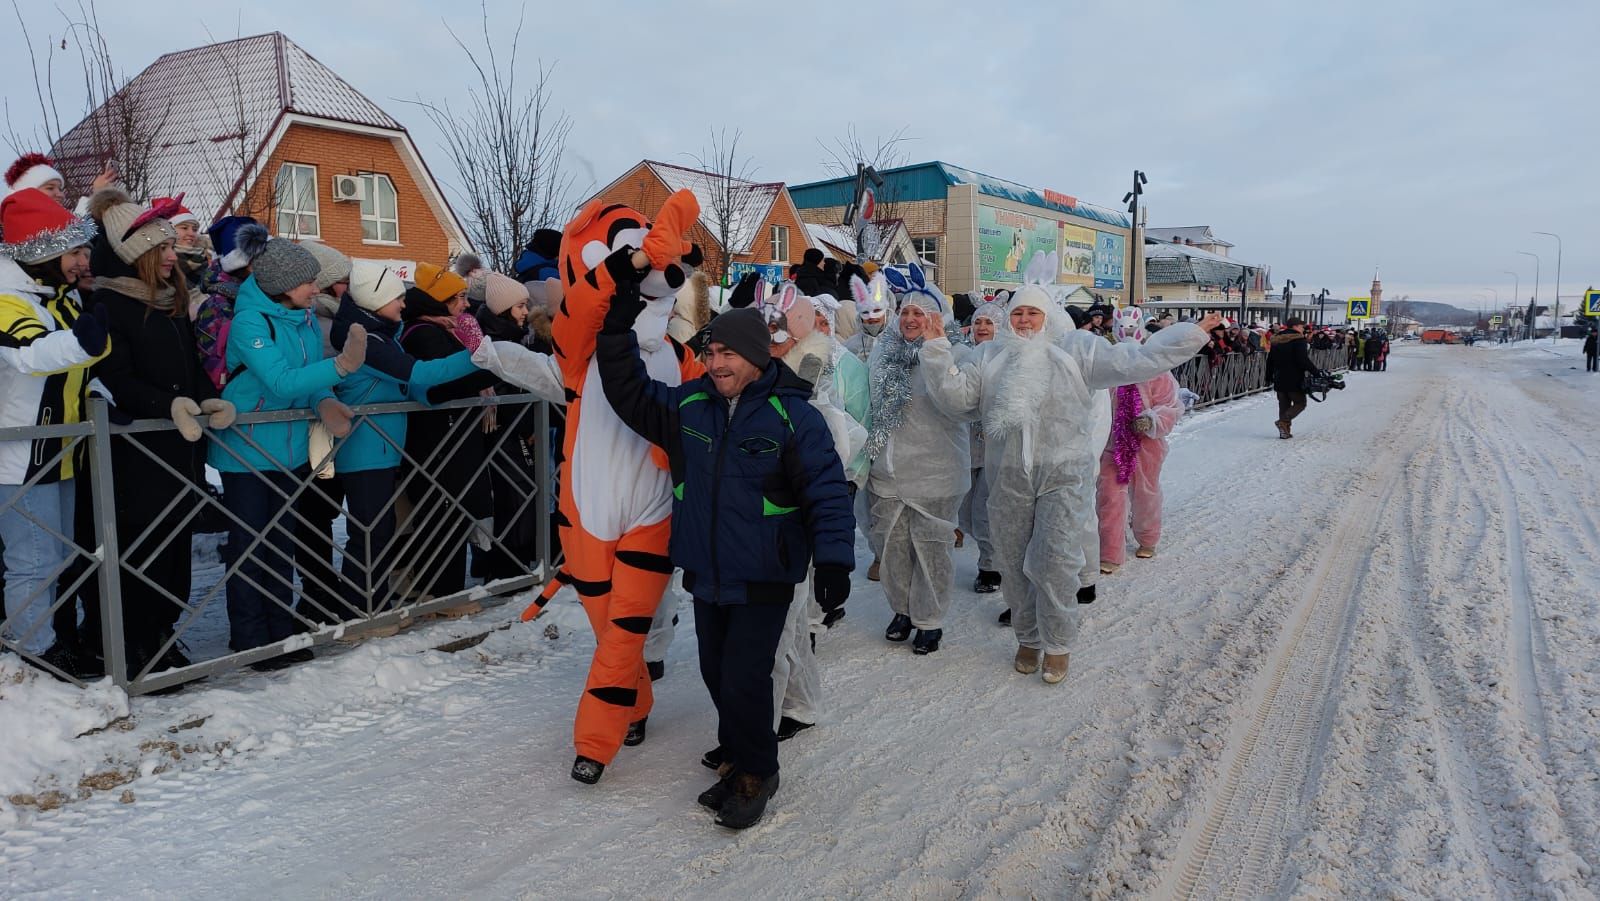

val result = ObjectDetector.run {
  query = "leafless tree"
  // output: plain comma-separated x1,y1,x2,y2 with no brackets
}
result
690,128,758,284
1384,294,1412,335
175,28,269,223
816,124,913,258
6,0,170,200
401,2,575,272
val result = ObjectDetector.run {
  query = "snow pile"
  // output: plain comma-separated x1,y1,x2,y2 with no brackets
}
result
0,657,129,827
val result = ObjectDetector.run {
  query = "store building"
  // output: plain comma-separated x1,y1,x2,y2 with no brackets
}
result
789,161,1133,303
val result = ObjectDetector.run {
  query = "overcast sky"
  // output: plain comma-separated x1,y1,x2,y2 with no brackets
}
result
4,0,1592,311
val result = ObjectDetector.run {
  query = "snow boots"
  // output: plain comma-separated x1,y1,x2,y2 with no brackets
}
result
1042,653,1070,684
973,570,1002,593
571,755,605,784
1077,585,1096,604
1100,561,1119,575
1135,546,1156,559
777,716,814,742
912,628,942,655
698,766,736,810
997,608,1012,626
647,660,665,681
822,607,846,628
885,614,913,642
624,717,648,747
867,558,881,582
716,772,780,830
1275,419,1292,440
1014,646,1040,674
953,529,965,548
701,746,726,770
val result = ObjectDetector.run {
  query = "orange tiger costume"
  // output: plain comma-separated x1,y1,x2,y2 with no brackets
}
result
532,190,704,783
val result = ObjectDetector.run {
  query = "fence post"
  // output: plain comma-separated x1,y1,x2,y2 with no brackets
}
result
88,398,128,689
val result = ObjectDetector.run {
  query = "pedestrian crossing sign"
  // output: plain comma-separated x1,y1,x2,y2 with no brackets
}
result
1347,297,1371,319
1490,315,1503,326
1584,288,1600,317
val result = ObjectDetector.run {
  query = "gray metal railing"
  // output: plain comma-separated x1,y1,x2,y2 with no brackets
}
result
0,393,554,695
1173,348,1347,408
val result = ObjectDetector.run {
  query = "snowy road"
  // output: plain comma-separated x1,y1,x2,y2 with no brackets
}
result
4,341,1599,899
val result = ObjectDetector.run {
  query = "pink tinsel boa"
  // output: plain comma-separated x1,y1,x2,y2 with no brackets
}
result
1112,383,1144,485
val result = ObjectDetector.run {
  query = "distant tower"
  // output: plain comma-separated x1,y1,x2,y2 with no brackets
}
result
1371,269,1383,316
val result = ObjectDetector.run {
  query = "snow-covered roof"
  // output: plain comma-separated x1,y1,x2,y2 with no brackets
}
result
1146,226,1233,248
806,219,919,264
1145,241,1272,291
643,161,784,255
51,33,406,222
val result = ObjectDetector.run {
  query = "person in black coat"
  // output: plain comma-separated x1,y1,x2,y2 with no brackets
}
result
473,273,541,581
92,225,235,676
792,248,833,299
1265,319,1321,439
399,266,498,601
1584,324,1598,372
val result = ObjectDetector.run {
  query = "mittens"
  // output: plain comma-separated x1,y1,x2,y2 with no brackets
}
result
170,396,204,442
199,398,236,429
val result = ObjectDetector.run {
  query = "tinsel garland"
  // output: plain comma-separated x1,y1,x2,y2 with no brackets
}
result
1112,383,1145,485
0,216,97,265
863,330,922,461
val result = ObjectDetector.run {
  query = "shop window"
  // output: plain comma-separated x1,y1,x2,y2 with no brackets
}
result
770,225,789,263
913,236,938,268
360,173,399,243
274,162,319,238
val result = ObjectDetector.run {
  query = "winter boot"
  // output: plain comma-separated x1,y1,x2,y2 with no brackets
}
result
1275,420,1291,440
777,716,814,742
697,764,736,810
997,608,1012,626
885,614,913,642
647,660,665,682
867,558,881,582
953,529,965,548
1283,419,1293,439
911,628,942,655
701,746,726,771
571,755,605,784
822,607,846,628
716,772,780,830
1100,561,1119,575
1042,652,1070,684
1077,585,1096,604
973,570,1002,593
1014,646,1041,675
1135,546,1156,559
624,717,648,747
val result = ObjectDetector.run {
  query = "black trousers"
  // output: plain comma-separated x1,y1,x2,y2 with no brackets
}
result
1587,350,1598,372
692,597,792,779
342,469,399,614
1277,389,1308,423
293,474,351,625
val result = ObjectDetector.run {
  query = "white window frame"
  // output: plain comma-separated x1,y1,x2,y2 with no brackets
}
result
359,171,400,245
913,236,938,269
274,162,320,239
770,225,789,264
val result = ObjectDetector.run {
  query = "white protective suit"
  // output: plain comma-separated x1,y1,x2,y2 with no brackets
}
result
865,288,972,633
919,284,1206,656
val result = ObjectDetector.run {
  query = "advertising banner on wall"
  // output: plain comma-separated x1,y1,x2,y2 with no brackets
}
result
977,204,1060,283
1059,224,1095,286
1093,232,1126,290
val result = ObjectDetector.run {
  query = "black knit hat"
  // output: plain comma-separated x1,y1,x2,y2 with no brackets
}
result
706,307,771,369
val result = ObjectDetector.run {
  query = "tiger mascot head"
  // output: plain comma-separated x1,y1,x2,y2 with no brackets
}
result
561,189,704,352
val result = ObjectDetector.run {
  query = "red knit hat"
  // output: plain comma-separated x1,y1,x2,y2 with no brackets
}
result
4,153,66,193
0,187,97,264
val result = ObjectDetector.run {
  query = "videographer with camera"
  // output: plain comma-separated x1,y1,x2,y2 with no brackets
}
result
1266,318,1330,439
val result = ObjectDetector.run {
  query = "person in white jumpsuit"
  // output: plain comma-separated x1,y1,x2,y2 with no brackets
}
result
865,264,972,655
919,253,1217,682
959,303,1001,595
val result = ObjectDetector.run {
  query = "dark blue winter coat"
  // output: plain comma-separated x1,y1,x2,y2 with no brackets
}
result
595,330,855,605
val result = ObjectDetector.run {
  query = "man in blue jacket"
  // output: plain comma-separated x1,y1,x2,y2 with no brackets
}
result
596,283,855,831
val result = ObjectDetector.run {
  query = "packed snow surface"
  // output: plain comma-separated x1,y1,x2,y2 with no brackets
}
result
3,341,1599,899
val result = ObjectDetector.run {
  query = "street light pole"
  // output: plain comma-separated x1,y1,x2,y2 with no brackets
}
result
1281,278,1296,322
1237,267,1251,327
1123,170,1146,308
1535,231,1562,342
1518,250,1541,340
1503,270,1519,340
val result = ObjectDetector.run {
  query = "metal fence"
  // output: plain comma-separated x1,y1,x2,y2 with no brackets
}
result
0,393,553,695
1172,348,1348,408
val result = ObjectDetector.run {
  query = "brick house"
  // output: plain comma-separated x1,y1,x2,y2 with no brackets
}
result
51,32,470,275
586,160,816,284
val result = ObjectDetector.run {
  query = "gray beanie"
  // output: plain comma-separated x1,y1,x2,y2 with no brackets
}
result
252,237,321,297
706,307,771,369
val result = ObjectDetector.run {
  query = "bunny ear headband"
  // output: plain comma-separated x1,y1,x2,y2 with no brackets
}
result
762,281,801,343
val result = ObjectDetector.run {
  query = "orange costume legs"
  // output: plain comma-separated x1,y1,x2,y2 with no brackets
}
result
563,515,674,765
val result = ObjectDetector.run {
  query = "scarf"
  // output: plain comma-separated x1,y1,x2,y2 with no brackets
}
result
864,330,922,461
96,274,178,311
1112,383,1145,485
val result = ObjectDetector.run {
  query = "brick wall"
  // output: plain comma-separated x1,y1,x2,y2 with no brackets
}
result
239,123,453,265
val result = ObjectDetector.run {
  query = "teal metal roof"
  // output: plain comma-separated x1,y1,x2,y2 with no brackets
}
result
788,161,1130,230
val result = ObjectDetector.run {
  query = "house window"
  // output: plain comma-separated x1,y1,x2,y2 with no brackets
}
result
769,225,789,263
913,236,938,268
274,162,319,238
359,172,399,243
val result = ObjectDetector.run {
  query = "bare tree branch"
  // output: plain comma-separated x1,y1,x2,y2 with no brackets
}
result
690,128,758,284
815,124,914,257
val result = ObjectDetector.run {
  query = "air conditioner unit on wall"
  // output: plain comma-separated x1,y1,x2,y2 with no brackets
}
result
331,174,364,202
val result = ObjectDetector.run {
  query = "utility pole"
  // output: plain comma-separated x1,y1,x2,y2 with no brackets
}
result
1535,231,1561,343
1281,279,1296,322
1503,270,1520,340
1237,267,1251,327
1518,250,1541,340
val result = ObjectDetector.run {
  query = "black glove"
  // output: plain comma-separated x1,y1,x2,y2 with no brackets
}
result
71,305,109,356
727,272,761,309
813,566,851,612
602,279,645,335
